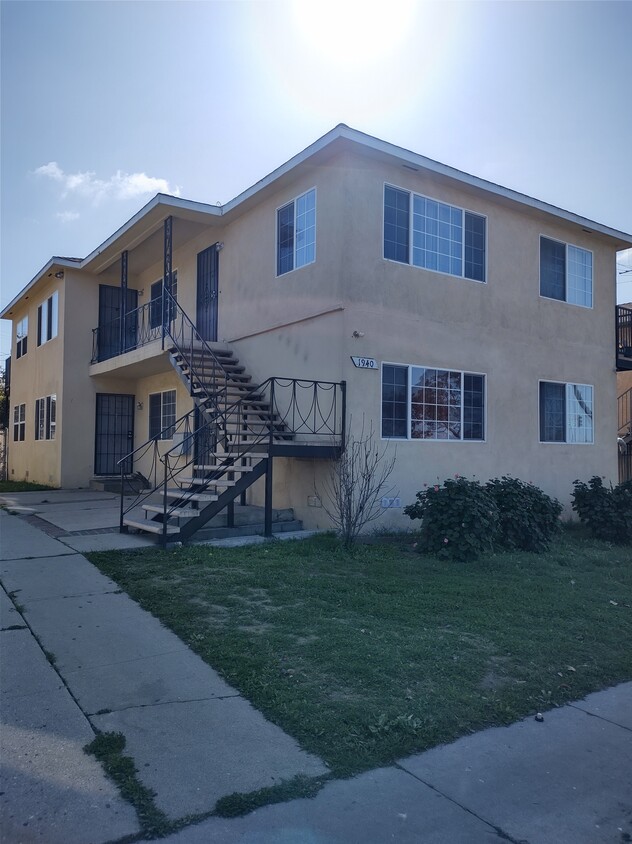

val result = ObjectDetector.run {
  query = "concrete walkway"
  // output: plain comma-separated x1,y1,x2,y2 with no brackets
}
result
1,502,631,843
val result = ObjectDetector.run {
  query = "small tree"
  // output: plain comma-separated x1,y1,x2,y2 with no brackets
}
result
317,421,396,547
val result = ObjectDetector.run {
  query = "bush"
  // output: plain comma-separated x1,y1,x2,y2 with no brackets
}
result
571,476,632,545
404,477,499,561
485,476,562,553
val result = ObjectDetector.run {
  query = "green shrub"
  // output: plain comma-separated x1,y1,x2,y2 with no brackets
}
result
485,477,562,553
404,477,499,561
571,476,632,544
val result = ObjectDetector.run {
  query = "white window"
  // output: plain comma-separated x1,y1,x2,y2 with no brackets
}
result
37,291,59,345
13,404,26,442
277,189,316,275
34,395,56,441
539,382,593,443
540,237,592,308
16,316,28,358
384,186,486,282
382,363,485,441
149,390,176,440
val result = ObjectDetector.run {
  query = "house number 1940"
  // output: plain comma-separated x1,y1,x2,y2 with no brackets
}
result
350,356,377,369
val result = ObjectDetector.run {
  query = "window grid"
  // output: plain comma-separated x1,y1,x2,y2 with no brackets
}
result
149,390,177,440
540,237,592,308
34,395,56,441
37,292,58,346
277,189,316,276
149,271,178,330
382,363,485,442
13,404,25,442
384,186,486,282
16,316,28,359
539,381,593,443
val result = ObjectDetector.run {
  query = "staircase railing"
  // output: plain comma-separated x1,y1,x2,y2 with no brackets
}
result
118,376,345,540
618,386,632,436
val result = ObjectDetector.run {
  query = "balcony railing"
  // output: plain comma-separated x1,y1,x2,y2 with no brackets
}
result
616,305,632,369
92,301,165,363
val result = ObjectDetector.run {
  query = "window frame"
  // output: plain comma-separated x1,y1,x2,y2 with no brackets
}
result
13,404,26,442
383,183,488,284
538,380,594,444
381,361,487,443
148,389,177,440
16,316,28,359
539,235,593,309
34,395,56,441
37,291,59,346
275,187,317,277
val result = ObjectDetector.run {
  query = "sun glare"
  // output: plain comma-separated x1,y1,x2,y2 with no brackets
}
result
291,0,415,70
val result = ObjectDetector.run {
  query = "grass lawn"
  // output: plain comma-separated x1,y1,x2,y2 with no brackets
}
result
88,530,632,779
0,480,57,493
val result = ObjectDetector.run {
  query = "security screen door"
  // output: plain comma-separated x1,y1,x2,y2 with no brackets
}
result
94,394,134,475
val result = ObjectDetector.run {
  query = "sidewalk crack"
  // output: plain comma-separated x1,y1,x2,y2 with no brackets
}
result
87,693,241,717
394,763,531,844
568,703,632,733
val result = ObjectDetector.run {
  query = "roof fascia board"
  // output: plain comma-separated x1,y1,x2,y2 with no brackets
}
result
80,194,222,270
1,257,81,319
222,123,631,246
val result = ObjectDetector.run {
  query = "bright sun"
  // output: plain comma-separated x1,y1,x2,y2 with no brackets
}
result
291,0,416,70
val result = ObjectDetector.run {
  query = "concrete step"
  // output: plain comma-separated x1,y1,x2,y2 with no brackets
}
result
165,489,219,503
194,519,304,541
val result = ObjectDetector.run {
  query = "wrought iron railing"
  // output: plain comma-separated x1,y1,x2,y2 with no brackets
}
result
618,387,632,437
616,305,632,363
91,301,163,363
119,376,345,541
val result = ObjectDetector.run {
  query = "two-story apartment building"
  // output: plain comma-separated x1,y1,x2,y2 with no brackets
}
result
3,125,632,540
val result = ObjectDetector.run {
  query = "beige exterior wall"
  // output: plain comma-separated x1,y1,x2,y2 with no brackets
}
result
3,144,626,531
7,277,64,485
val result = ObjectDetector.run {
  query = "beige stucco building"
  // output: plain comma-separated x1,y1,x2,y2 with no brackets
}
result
3,125,632,539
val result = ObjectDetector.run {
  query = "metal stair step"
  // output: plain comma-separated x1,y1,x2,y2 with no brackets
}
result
165,489,219,503
123,518,179,535
143,504,200,518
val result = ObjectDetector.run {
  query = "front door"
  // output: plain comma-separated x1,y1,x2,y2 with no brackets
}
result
196,245,218,341
94,394,135,475
98,285,138,361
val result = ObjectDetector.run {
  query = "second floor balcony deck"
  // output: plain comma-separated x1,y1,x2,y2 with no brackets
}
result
617,305,632,371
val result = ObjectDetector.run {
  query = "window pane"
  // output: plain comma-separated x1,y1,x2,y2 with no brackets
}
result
162,390,176,439
50,292,58,340
463,374,484,440
277,202,294,275
540,238,566,300
49,395,56,440
464,213,485,281
540,382,565,441
384,187,409,263
382,365,408,437
413,197,463,277
295,189,316,269
567,246,592,308
149,394,162,440
566,383,593,443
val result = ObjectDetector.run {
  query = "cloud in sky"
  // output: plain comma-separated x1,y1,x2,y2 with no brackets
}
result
56,210,80,223
34,162,180,203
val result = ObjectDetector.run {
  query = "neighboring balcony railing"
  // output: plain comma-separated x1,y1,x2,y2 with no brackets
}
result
616,305,632,370
91,301,166,363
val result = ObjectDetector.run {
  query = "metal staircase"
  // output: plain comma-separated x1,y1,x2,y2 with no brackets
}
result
618,386,632,483
119,290,345,545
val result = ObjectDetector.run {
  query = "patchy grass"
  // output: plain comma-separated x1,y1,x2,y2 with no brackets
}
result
0,480,56,493
84,731,171,837
88,531,632,778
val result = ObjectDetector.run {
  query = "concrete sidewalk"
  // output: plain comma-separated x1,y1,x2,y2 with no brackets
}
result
1,506,631,843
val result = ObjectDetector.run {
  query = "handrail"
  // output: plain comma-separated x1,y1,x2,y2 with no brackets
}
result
618,386,632,435
91,301,163,363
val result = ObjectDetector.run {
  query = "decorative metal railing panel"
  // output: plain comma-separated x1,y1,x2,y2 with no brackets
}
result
91,302,163,363
119,375,345,541
618,386,632,436
616,305,632,363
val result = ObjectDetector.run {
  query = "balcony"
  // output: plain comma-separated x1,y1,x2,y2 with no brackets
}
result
616,305,632,371
90,301,174,378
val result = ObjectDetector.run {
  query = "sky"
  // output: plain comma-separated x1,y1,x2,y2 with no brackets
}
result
1,0,631,361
